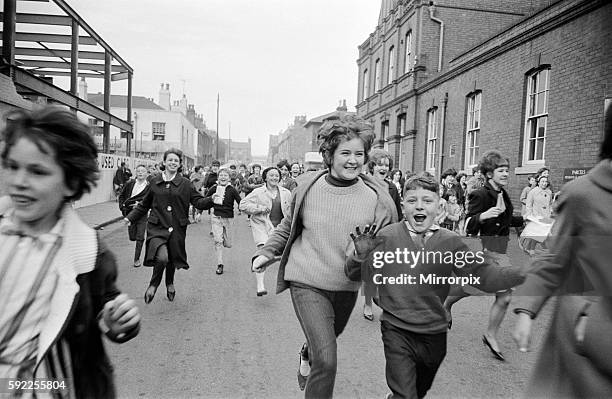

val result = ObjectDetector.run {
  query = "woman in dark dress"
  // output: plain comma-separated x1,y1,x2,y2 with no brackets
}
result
125,148,212,303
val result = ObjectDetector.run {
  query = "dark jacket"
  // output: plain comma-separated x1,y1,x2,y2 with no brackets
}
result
204,184,242,218
112,167,131,187
243,174,264,195
386,180,403,220
203,171,218,190
465,181,523,253
118,179,150,218
63,239,139,398
513,160,612,398
126,174,212,269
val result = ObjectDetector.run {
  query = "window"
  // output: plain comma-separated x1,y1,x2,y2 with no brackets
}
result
465,92,481,168
374,58,382,92
404,31,412,74
397,113,406,136
523,69,550,163
387,46,395,85
426,108,438,170
381,121,389,151
362,68,370,101
152,122,166,141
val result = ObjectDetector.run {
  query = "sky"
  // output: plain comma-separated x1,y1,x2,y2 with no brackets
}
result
23,0,383,157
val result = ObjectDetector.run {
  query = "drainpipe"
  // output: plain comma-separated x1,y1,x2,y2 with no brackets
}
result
437,93,448,178
428,1,444,73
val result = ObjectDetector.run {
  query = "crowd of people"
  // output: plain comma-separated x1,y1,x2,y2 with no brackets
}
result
1,106,610,399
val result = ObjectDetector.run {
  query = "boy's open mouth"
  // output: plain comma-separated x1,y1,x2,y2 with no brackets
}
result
413,215,426,223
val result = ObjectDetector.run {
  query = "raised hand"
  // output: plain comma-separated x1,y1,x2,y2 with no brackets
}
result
350,224,383,260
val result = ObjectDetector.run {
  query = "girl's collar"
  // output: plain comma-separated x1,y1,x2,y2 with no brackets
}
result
162,171,177,182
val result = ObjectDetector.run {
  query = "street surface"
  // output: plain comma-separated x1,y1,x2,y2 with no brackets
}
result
96,211,553,399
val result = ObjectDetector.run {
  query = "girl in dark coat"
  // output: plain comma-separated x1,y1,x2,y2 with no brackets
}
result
443,151,524,361
125,148,212,304
119,164,150,267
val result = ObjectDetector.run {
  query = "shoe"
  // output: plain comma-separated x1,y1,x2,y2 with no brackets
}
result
133,259,141,267
257,289,268,297
445,308,452,330
297,343,310,391
482,335,505,361
216,264,224,275
144,285,157,304
363,305,374,321
167,285,176,301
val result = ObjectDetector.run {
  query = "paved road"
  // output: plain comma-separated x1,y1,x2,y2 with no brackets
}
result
99,214,552,399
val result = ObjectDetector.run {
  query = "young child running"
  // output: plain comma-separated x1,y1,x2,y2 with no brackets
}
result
205,168,241,275
346,174,524,399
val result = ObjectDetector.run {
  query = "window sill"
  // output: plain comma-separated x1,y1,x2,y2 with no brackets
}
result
515,163,545,175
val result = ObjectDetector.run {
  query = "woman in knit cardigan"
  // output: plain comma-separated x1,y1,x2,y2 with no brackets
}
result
239,166,291,296
252,115,398,398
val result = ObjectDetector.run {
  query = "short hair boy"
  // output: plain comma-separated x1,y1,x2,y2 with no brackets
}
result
346,174,524,399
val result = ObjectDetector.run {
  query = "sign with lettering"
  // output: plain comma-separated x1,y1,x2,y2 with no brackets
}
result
562,167,591,183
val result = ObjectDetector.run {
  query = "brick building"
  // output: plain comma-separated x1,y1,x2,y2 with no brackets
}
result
356,0,611,205
271,115,309,164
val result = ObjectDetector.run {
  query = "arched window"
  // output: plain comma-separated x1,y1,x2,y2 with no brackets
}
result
387,46,395,85
362,68,370,101
404,31,412,74
374,58,382,92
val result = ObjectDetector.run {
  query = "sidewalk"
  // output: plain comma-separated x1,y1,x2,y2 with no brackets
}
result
75,200,123,229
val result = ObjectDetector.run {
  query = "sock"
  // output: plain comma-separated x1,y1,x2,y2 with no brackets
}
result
299,359,310,376
256,271,265,291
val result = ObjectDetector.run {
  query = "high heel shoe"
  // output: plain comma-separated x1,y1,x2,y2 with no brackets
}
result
167,285,176,301
144,285,157,304
482,335,505,361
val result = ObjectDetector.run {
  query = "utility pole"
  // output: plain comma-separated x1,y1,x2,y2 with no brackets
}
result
216,93,219,160
228,121,231,163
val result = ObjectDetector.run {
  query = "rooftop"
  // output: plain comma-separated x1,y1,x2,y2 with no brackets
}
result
87,94,164,110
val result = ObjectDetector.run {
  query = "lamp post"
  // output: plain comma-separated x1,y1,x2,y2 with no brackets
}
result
216,93,219,160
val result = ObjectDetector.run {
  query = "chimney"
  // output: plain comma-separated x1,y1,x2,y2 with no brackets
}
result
337,99,347,112
78,77,88,101
186,104,196,123
159,83,171,110
179,94,187,114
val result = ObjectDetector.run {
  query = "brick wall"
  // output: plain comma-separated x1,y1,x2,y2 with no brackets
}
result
410,1,611,208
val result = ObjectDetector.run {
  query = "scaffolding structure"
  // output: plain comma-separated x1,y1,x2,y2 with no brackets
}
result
1,0,133,154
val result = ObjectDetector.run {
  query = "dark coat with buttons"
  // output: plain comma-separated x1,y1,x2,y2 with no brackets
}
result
465,181,523,253
126,174,212,269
